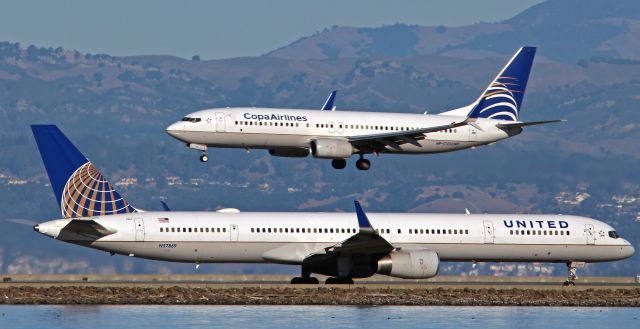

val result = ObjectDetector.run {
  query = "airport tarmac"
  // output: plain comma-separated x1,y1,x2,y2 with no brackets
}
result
1,274,639,289
1,275,639,306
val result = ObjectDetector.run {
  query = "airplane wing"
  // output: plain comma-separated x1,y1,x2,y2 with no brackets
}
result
496,119,565,129
310,201,393,258
347,120,466,151
58,219,117,240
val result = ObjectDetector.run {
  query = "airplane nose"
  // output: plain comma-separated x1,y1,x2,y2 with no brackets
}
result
166,122,184,138
624,243,635,258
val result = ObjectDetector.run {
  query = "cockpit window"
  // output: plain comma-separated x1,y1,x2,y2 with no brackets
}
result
181,117,201,123
608,231,619,239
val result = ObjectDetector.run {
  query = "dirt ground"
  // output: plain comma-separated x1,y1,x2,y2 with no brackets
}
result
1,286,639,306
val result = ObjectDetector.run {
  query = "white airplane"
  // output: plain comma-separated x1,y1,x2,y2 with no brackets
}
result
31,125,633,285
166,47,561,170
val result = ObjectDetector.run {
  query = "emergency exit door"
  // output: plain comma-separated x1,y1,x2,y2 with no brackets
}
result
483,221,495,244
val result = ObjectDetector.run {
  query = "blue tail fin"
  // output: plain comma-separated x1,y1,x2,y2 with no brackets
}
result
468,47,536,121
31,125,136,218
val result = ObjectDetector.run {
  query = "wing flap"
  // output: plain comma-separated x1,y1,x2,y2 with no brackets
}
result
347,121,465,150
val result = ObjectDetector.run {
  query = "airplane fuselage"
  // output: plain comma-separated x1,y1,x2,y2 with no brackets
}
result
35,212,633,265
166,108,520,156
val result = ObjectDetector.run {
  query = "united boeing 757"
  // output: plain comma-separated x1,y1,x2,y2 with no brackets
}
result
166,47,561,170
31,125,632,285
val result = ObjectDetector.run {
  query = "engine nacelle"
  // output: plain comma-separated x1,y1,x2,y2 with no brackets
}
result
377,250,439,279
310,138,354,159
269,148,309,158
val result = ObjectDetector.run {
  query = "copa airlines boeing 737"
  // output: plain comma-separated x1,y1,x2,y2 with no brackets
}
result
166,47,561,170
31,125,632,285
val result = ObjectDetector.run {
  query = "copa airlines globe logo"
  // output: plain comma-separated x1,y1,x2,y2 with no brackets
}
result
60,162,135,218
478,77,521,121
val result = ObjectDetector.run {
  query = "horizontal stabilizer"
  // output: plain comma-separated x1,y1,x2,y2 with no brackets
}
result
496,119,565,129
59,219,117,240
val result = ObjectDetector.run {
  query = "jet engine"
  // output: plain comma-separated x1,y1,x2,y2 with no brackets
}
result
268,148,309,158
376,250,439,279
310,138,354,159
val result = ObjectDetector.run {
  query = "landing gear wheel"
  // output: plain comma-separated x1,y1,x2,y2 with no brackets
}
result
325,277,354,285
331,159,347,169
563,262,579,286
200,154,209,162
355,158,371,171
291,277,319,284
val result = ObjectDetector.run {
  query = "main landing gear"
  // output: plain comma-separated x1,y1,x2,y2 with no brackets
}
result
331,156,370,170
199,154,208,162
325,277,354,284
563,261,584,286
331,159,347,169
291,268,319,284
355,155,371,171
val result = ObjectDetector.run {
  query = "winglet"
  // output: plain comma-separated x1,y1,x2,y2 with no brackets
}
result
354,200,375,232
160,201,171,212
321,90,338,111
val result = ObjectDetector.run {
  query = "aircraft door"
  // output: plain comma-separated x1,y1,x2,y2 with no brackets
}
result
230,224,239,241
585,224,595,245
483,221,494,244
337,122,344,134
215,112,225,132
134,218,145,242
469,125,478,142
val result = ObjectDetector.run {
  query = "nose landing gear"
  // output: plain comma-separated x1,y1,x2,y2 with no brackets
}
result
563,261,584,286
188,143,209,163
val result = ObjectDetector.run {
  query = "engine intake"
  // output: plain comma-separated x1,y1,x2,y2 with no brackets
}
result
310,138,354,159
377,250,439,279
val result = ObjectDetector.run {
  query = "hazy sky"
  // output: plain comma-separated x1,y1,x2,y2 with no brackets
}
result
1,0,544,59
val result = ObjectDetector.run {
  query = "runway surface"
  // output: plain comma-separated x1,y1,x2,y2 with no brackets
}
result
1,274,639,289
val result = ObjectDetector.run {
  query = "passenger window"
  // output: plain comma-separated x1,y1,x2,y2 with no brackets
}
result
567,231,570,236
